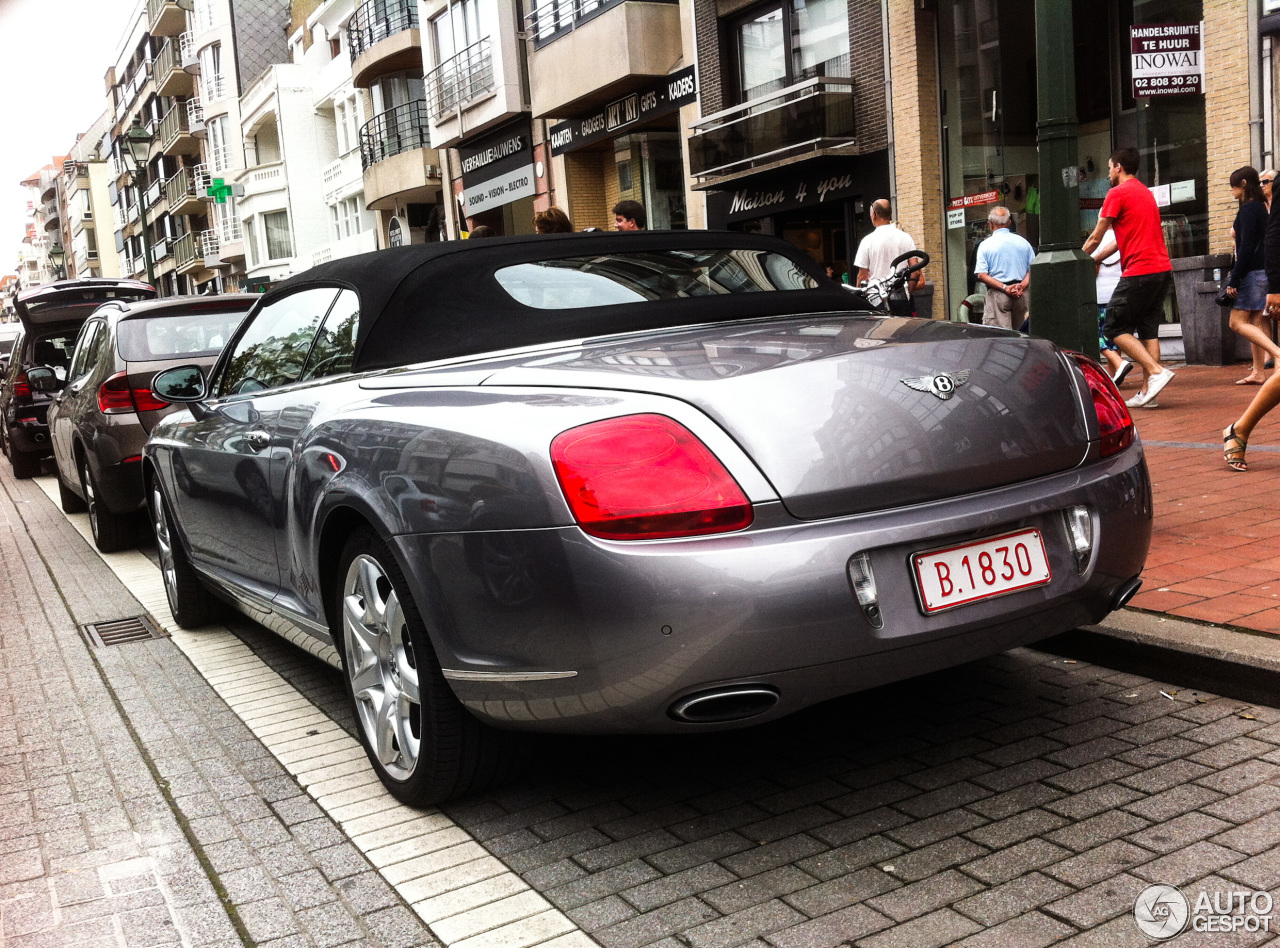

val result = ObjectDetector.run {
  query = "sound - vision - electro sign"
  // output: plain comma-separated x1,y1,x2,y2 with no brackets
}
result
460,119,536,215
1131,22,1204,97
549,66,697,156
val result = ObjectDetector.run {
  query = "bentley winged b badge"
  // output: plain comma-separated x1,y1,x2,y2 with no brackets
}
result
901,370,971,401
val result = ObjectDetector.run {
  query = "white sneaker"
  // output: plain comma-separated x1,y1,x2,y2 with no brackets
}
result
1130,370,1174,408
1111,361,1134,386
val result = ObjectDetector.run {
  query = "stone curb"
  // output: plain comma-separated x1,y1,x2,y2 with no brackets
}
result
1041,607,1280,708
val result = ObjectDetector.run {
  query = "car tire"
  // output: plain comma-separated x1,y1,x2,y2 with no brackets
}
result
10,449,40,479
335,528,515,804
80,459,138,553
150,483,222,627
57,471,87,513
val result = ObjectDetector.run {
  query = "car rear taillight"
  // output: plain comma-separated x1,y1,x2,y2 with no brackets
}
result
131,385,170,412
98,371,170,414
550,413,753,540
98,373,135,414
1069,353,1134,457
12,373,29,399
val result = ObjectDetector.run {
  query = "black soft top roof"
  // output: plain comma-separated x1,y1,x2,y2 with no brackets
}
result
264,231,864,372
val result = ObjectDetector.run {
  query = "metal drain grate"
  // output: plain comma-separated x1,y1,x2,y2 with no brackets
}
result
81,615,167,648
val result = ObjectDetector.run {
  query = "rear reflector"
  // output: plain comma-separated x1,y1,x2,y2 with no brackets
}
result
1069,353,1134,458
550,414,753,540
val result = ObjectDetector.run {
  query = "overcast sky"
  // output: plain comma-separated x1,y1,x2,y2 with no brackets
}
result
0,0,141,273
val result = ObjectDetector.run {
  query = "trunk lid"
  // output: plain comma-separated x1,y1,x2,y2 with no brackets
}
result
481,315,1093,519
13,279,155,333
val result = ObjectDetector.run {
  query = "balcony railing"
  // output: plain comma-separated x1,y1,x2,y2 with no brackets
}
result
359,99,430,170
200,229,220,259
158,104,192,152
425,38,493,117
192,162,211,196
348,0,418,61
165,166,203,213
526,0,676,49
203,73,229,101
147,0,187,34
187,97,205,132
179,30,198,70
150,236,172,263
217,217,242,244
688,77,856,179
174,230,199,269
146,178,164,208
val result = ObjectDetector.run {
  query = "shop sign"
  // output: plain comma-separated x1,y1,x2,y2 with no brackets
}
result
458,119,534,189
462,166,536,216
1130,23,1203,97
946,190,1000,210
946,208,965,229
717,169,861,222
549,66,698,156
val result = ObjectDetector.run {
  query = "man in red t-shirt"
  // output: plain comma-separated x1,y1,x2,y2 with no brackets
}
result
1083,147,1175,409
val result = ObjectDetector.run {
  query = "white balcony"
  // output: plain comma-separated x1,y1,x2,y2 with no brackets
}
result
240,162,286,199
180,31,198,72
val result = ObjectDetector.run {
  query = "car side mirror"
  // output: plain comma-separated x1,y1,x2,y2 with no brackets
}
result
27,366,64,393
151,364,207,403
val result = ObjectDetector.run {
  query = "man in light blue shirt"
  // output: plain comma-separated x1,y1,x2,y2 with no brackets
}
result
974,206,1035,329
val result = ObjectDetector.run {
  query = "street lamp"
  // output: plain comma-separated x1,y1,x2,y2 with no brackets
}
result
47,244,65,281
120,120,157,289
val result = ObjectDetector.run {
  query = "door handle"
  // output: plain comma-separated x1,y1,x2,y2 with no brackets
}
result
244,430,271,451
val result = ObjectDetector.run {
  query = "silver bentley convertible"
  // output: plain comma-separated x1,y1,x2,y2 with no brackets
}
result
144,231,1151,803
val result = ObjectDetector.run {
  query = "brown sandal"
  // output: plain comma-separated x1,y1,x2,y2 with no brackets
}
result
1224,424,1249,472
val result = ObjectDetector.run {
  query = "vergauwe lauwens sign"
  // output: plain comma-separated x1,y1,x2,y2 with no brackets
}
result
1130,22,1203,97
549,66,697,156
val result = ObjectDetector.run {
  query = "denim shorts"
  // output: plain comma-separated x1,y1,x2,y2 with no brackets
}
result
1235,269,1269,312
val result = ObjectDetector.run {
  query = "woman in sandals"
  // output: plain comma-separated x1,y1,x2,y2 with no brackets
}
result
1227,167,1280,471
1226,167,1276,385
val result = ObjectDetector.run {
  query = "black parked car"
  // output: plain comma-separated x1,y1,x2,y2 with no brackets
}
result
2,279,155,478
145,232,1151,804
45,295,255,551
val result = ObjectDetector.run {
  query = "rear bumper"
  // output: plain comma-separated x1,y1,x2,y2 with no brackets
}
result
8,420,51,457
391,444,1152,734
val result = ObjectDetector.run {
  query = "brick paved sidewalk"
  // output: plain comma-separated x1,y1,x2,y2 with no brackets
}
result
1122,363,1280,634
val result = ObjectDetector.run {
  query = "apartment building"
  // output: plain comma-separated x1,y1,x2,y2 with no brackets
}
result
57,111,122,280
525,0,700,232
420,0,534,237
18,162,69,288
348,0,445,246
688,0,885,286
304,0,379,267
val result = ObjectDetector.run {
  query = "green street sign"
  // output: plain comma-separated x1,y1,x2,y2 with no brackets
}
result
207,178,232,203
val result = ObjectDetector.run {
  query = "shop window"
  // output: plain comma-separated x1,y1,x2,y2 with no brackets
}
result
731,0,849,104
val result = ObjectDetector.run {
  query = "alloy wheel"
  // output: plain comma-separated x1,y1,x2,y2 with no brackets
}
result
151,486,178,612
342,554,421,780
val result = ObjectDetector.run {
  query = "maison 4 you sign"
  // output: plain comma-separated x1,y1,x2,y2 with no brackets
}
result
722,171,859,222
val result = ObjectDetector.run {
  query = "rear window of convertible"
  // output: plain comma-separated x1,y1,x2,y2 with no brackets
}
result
493,248,819,310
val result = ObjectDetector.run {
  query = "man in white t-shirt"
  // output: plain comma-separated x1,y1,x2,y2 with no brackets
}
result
854,199,924,315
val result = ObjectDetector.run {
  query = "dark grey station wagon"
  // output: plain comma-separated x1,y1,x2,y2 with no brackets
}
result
144,231,1152,804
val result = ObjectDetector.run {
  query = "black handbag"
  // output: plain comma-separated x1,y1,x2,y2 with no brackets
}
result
1215,282,1234,308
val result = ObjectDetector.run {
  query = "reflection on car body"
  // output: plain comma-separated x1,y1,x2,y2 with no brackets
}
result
144,232,1151,804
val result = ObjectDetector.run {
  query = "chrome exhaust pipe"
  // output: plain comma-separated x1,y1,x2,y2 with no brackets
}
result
669,686,780,723
1111,576,1142,611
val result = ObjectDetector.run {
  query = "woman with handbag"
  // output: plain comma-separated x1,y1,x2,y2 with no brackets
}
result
1226,166,1275,386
